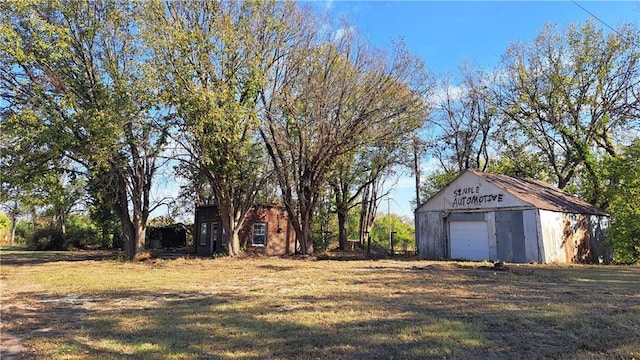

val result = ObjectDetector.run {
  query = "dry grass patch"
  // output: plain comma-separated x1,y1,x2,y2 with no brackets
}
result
1,249,639,359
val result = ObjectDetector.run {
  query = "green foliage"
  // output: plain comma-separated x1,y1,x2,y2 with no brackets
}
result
14,220,33,245
0,212,9,229
486,148,553,182
0,212,10,245
370,214,415,251
23,215,102,250
142,0,277,256
1,0,170,259
65,215,102,249
605,141,640,264
498,20,640,202
420,170,458,201
27,227,67,251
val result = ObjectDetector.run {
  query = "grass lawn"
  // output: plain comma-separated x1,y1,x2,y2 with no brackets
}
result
1,249,639,359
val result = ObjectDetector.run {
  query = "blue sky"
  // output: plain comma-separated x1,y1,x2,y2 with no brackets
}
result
307,1,640,218
316,1,639,73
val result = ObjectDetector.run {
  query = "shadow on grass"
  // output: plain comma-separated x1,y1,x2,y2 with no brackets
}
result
4,290,490,359
4,264,640,359
0,249,119,266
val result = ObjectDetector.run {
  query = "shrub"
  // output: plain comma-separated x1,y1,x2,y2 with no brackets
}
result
27,227,67,251
65,215,101,249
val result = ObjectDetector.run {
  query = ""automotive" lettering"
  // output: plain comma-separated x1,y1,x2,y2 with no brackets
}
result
452,190,504,208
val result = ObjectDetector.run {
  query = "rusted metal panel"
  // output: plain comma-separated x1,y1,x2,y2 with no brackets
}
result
470,170,607,216
562,213,610,263
538,210,610,264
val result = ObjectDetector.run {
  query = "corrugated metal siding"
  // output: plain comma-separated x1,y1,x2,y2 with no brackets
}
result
539,210,567,263
522,209,540,262
495,211,526,262
538,210,610,264
414,171,609,264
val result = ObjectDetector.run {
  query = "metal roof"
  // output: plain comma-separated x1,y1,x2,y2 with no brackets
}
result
468,170,608,216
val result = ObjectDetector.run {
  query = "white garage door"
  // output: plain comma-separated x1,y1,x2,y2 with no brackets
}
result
450,221,490,261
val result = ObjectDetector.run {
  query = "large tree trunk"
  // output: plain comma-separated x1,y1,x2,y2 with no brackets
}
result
113,165,150,261
289,203,314,255
132,217,146,260
119,214,147,260
300,216,314,255
228,231,240,257
337,207,348,251
223,215,241,257
217,203,243,257
120,217,136,259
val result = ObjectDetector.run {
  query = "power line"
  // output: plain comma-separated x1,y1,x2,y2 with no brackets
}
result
571,1,623,37
571,0,638,47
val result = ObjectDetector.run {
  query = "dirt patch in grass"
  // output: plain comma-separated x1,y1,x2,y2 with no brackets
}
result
1,249,639,359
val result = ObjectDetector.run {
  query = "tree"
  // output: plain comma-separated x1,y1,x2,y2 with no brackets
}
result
40,163,85,235
429,64,496,174
419,169,458,202
0,190,23,247
86,170,121,249
260,21,430,254
498,21,640,205
329,137,414,251
605,140,640,264
369,213,415,253
1,0,170,259
358,173,387,248
0,211,9,244
142,1,301,256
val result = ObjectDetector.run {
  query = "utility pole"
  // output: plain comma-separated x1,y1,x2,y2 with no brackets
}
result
387,197,392,255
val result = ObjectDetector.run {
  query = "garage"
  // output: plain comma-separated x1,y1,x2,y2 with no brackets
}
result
449,221,490,261
415,169,610,264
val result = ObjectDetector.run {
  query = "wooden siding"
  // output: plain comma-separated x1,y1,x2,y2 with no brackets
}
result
416,211,446,259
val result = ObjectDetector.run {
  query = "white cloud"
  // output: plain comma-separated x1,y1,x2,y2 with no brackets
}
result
429,84,463,104
333,26,355,41
324,0,334,10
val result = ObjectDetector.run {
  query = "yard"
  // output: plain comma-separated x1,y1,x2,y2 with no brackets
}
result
1,249,639,359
